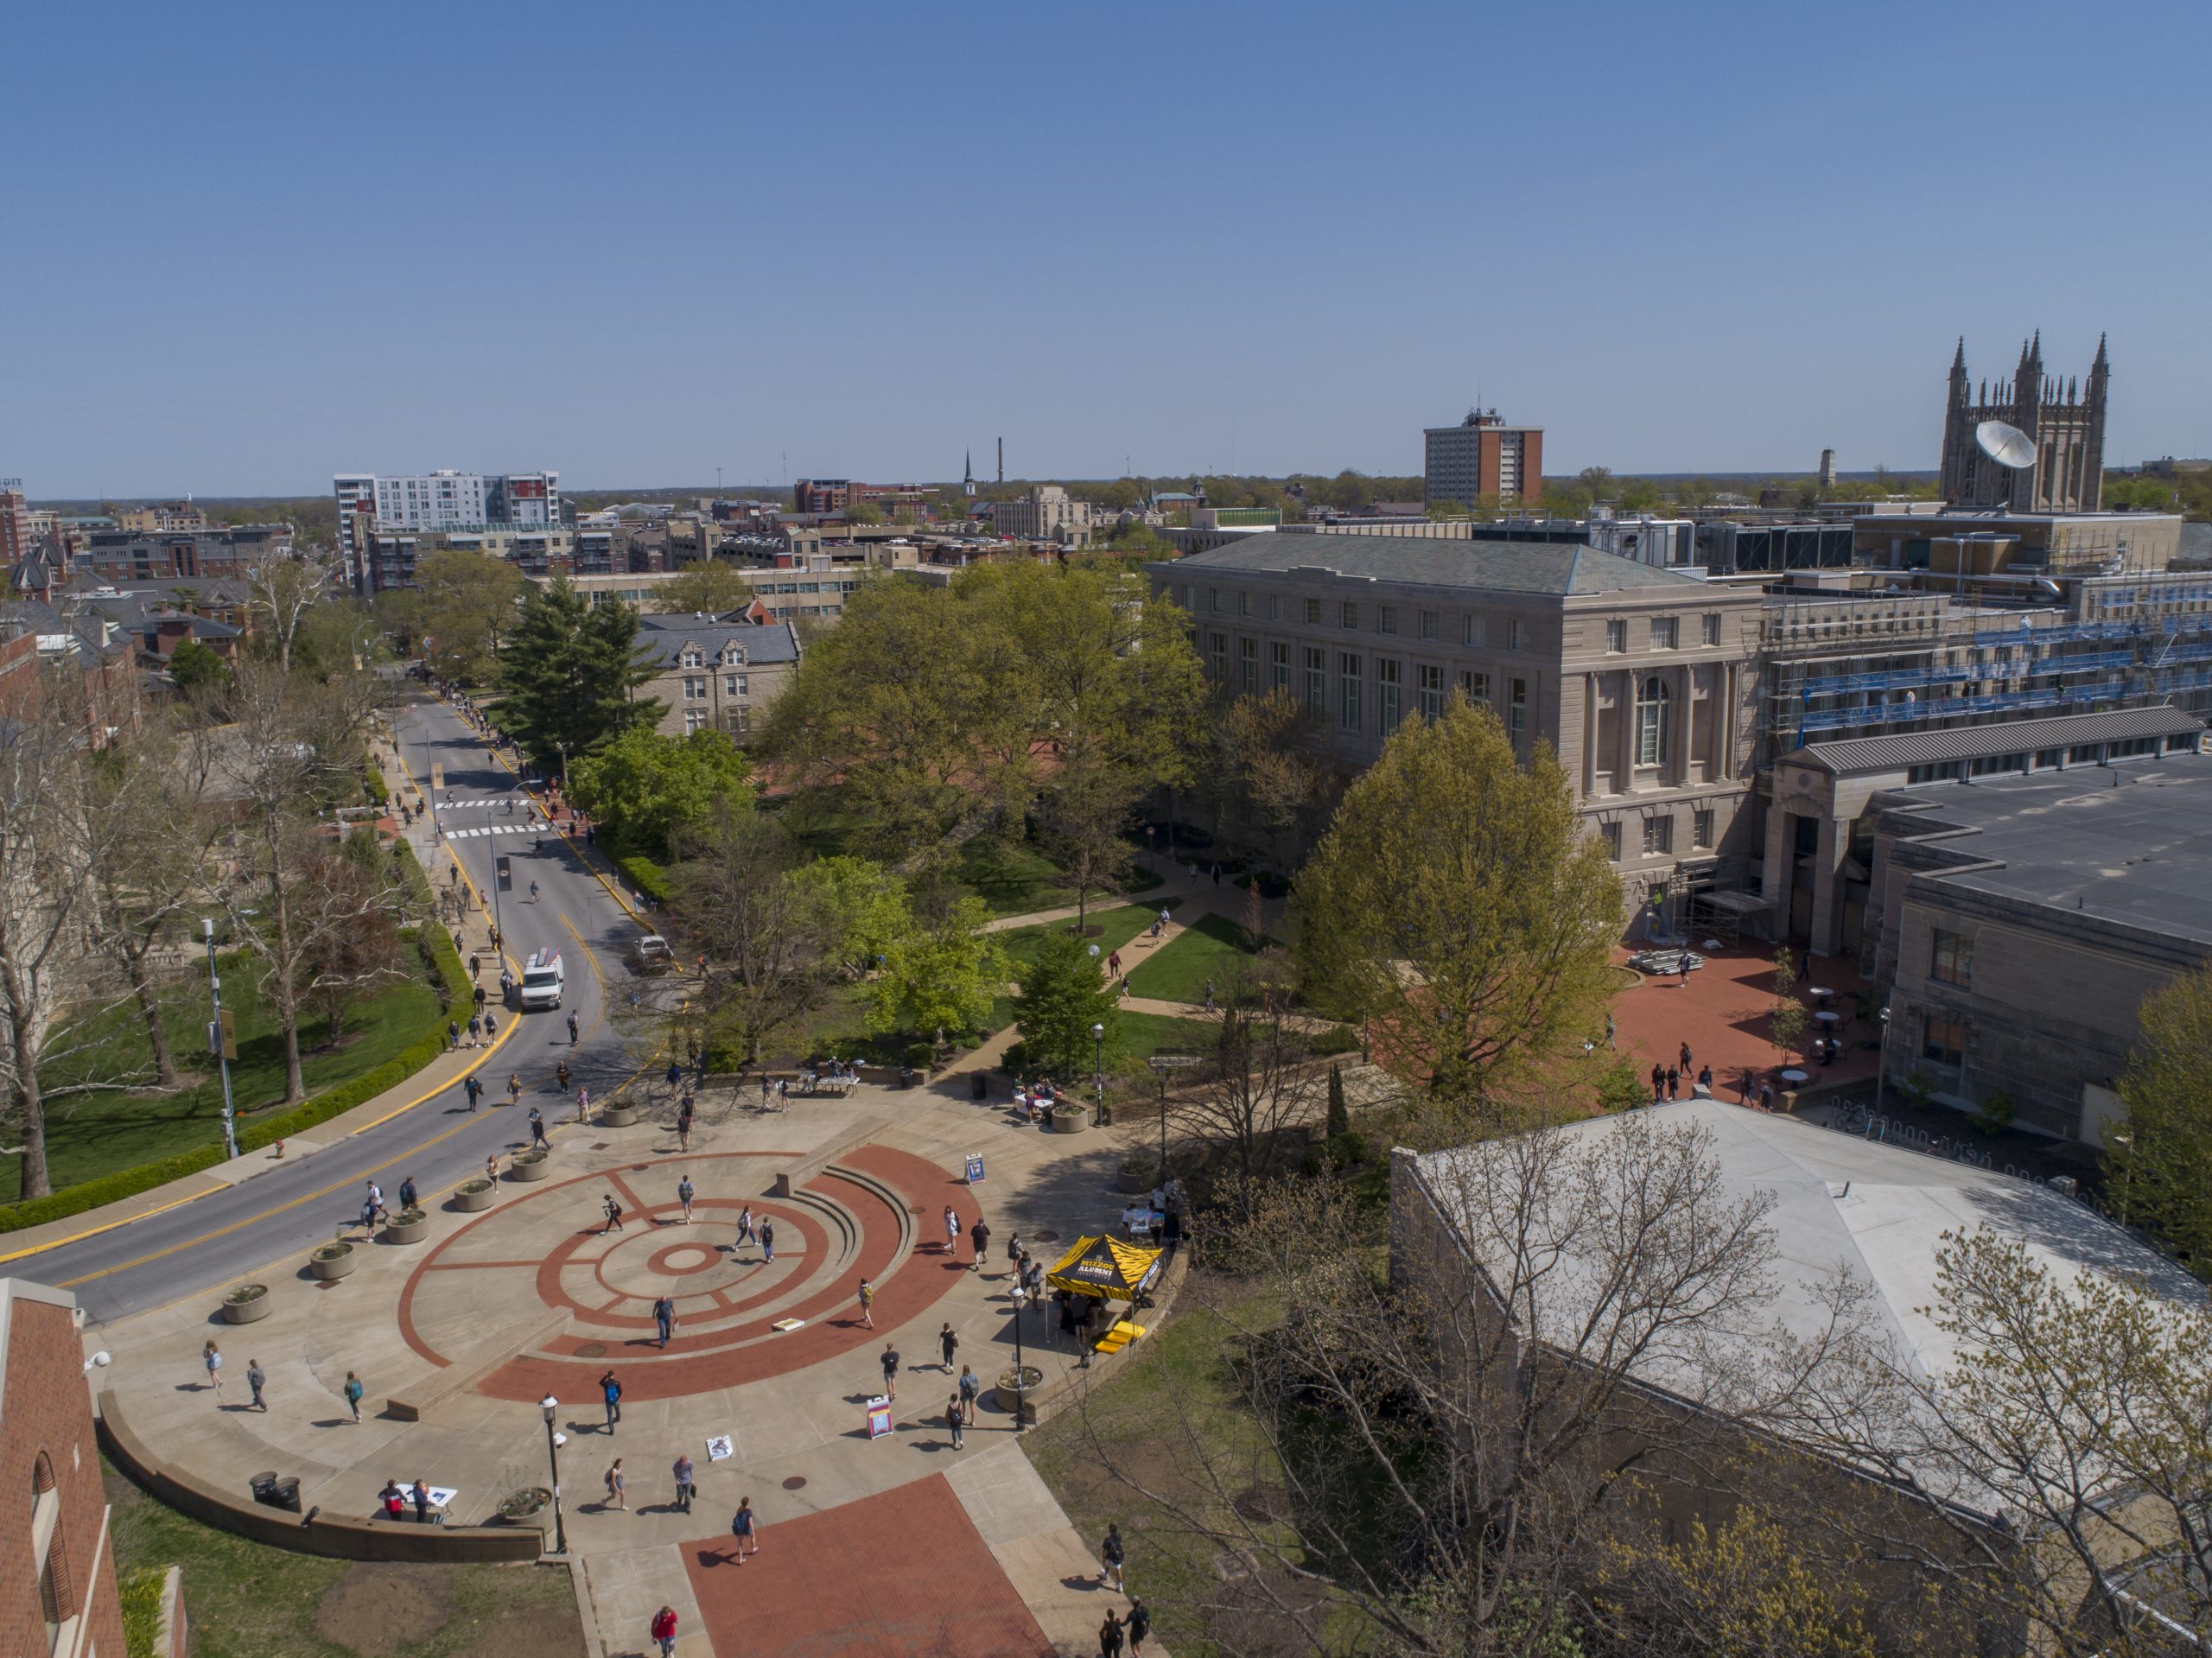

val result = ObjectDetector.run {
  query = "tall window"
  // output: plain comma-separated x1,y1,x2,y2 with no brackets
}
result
1305,597,1322,626
1237,591,1251,617
1651,616,1679,649
1923,1014,1967,1068
1465,613,1483,646
1509,677,1529,750
1600,822,1622,861
1377,658,1402,734
1693,806,1714,848
1643,813,1673,854
1606,619,1627,653
1207,588,1220,613
1270,640,1291,692
1304,646,1325,713
1338,652,1362,731
1931,929,1974,988
1239,637,1258,695
1702,612,1722,646
1208,632,1228,680
1461,670,1490,706
1339,600,1358,630
1636,676,1670,766
1418,663,1444,721
1419,609,1439,641
1377,606,1398,636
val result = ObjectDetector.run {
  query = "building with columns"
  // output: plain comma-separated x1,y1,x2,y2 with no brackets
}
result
1148,532,1764,912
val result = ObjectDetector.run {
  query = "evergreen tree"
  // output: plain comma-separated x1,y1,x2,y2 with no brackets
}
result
1326,1063,1349,1140
1013,927,1122,1078
499,578,664,772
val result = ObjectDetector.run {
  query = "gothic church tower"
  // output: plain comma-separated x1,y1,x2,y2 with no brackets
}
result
1939,333,2108,511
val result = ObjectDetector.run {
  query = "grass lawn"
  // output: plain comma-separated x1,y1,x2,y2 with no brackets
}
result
107,1466,583,1658
1126,912,1269,1007
1114,1010,1217,1064
4,953,444,1203
986,904,1181,1031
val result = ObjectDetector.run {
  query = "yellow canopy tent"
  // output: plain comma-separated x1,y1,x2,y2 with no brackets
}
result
1044,1235,1165,1356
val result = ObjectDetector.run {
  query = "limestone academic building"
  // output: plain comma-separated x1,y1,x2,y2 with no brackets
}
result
1147,532,1765,904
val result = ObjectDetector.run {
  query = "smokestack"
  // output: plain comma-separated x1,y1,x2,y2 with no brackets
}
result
997,438,1003,485
1818,448,1838,489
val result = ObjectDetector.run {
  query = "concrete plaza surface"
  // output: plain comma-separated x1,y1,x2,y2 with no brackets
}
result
92,1068,1166,1655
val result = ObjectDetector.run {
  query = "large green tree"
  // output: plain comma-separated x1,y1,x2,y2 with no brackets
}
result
413,549,528,681
1013,928,1122,1080
864,895,1007,1040
784,854,910,977
670,804,832,1067
498,577,664,772
1295,696,1622,1100
568,726,752,859
656,561,754,617
2111,966,2212,1265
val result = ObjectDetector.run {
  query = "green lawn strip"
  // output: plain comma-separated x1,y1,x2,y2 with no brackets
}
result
106,1466,579,1658
1111,1012,1217,1066
1125,912,1269,1006
987,905,1181,1034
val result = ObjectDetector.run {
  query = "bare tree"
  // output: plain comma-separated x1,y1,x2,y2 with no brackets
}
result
1162,1000,1325,1180
669,802,833,1067
237,540,344,674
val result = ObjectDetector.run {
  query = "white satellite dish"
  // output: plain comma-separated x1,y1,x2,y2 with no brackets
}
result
1976,420,2037,469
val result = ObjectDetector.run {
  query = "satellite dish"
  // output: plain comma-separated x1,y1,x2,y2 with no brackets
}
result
1976,420,2036,469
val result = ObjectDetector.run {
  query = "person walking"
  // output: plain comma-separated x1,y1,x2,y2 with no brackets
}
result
879,1343,900,1401
246,1356,267,1411
653,1294,675,1349
528,1106,549,1148
485,1150,501,1185
1605,1012,1616,1051
969,1217,991,1272
469,951,482,981
201,1340,223,1395
464,1074,483,1112
943,1204,959,1253
939,1322,958,1371
1126,1598,1151,1655
672,1454,696,1515
676,1096,694,1153
1679,1040,1694,1073
666,1061,683,1097
366,1181,388,1224
567,1010,580,1046
1107,949,1122,979
677,1174,696,1225
601,1369,622,1431
857,1277,877,1329
467,1013,482,1048
604,1458,626,1511
344,1370,365,1422
1203,981,1215,1013
735,1205,755,1246
958,1364,981,1416
575,1085,591,1124
1099,1607,1127,1657
650,1606,679,1658
398,1175,418,1212
946,1391,966,1450
1665,1065,1680,1102
760,1217,775,1261
1005,1231,1023,1278
602,1193,625,1235
507,1071,523,1107
1100,1522,1127,1592
728,1496,759,1561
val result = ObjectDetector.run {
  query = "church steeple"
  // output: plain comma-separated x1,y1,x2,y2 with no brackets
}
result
963,450,976,499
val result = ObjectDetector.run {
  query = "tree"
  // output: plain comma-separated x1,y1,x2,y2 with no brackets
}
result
236,541,343,674
1167,1000,1324,1177
498,577,664,772
783,854,910,978
656,561,754,617
1013,928,1121,1079
670,804,832,1066
1768,948,1808,1067
567,726,753,859
844,501,884,526
864,895,1007,1040
1295,697,1623,1100
297,833,408,1044
1325,1062,1349,1139
413,549,528,681
2111,965,2212,1262
1209,687,1335,870
166,638,229,695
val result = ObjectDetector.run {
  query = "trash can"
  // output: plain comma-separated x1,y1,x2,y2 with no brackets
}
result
899,1068,918,1089
250,1471,279,1506
271,1477,302,1513
970,1072,988,1101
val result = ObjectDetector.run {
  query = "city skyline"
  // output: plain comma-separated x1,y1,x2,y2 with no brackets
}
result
6,0,2208,497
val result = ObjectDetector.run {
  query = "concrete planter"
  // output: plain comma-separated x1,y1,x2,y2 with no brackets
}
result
994,1366,1043,1423
454,1179,496,1212
597,1105,639,1128
1046,1108,1089,1134
309,1244,357,1280
496,1487,551,1525
222,1285,272,1324
510,1152,551,1183
384,1210,429,1244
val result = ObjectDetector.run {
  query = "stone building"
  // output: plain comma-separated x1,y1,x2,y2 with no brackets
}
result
1148,531,1765,908
984,485,1095,545
1939,332,2107,512
632,613,801,738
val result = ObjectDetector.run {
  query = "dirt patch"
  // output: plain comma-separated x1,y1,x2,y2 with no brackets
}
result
455,1598,588,1658
314,1564,452,1652
101,1470,144,1511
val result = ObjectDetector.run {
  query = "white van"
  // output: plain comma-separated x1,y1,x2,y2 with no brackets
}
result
518,950,564,1011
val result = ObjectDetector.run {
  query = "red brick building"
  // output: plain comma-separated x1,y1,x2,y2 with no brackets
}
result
0,1279,126,1658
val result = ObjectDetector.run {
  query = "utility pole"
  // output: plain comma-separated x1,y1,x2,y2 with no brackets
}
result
204,918,238,1159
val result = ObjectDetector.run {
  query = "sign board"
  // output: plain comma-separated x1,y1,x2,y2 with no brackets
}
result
430,763,445,791
1147,1054,1204,1070
963,1153,985,1185
704,1434,734,1462
866,1398,893,1439
495,855,512,892
425,1486,459,1510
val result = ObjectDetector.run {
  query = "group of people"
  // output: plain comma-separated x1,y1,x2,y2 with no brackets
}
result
1649,1041,1715,1103
1012,1079,1062,1121
378,1476,442,1524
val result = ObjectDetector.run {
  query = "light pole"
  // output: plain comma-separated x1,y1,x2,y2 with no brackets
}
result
2108,1131,2134,1226
1092,1023,1106,1127
539,1395,569,1553
203,918,238,1159
1007,1284,1028,1434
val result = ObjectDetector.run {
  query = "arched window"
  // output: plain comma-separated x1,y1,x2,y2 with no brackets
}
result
1636,677,1670,767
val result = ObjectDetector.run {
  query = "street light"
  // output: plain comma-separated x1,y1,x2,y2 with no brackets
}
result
1092,1023,1106,1127
2108,1131,2134,1226
1007,1284,1028,1434
203,918,238,1159
539,1395,569,1553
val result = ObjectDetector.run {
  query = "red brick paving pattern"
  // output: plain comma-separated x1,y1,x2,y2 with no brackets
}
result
681,1473,1053,1658
1607,942,1876,1099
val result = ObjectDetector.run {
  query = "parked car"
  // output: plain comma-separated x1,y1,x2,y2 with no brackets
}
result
628,935,676,975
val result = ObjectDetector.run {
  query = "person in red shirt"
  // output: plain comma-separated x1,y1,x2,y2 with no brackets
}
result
650,1605,678,1656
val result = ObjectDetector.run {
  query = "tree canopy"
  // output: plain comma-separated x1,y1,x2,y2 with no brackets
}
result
567,726,753,859
2112,964,2212,1267
656,561,754,618
1013,928,1121,1080
498,577,664,771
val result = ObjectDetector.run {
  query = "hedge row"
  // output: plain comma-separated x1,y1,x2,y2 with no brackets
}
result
618,854,672,905
0,881,469,1236
118,1566,165,1658
363,765,391,805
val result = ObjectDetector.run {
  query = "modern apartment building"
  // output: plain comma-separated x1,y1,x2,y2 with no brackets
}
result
1422,410,1543,506
1149,531,1764,906
0,484,30,569
333,469,561,593
113,500,207,535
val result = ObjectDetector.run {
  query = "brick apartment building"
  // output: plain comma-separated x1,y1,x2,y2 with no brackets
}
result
0,1279,126,1658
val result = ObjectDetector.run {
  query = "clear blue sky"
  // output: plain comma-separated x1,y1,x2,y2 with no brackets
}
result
10,0,2208,498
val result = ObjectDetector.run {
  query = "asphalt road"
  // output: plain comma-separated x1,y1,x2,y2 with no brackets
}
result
15,695,658,1328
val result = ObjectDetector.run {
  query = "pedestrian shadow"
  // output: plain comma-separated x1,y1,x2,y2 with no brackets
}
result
1059,1574,1105,1593
309,1418,352,1429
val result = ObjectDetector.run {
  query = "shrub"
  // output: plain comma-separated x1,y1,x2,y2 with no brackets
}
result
1304,1025,1361,1058
312,1242,352,1261
902,1041,937,1070
1597,1058,1649,1114
225,1284,267,1305
119,1566,164,1658
1974,1089,2017,1137
619,854,672,905
363,765,391,805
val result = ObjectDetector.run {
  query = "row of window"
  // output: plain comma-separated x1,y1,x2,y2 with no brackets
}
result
1597,806,1716,861
1604,614,1724,651
1179,585,1529,651
1903,732,2191,785
1204,632,1531,745
680,674,751,700
683,708,751,734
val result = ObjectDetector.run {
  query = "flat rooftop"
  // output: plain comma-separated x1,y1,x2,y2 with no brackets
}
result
1882,750,2212,944
1154,530,1707,597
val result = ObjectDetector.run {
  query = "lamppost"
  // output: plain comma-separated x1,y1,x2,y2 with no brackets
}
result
203,918,238,1159
1007,1284,1028,1435
2108,1131,2134,1226
539,1395,569,1553
1092,1023,1106,1127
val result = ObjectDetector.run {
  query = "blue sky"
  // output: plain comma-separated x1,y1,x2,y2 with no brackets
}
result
9,0,2207,497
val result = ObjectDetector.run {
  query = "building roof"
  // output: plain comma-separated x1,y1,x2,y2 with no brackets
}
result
1878,750,2212,946
1796,704,2202,776
1155,530,1708,596
635,613,801,669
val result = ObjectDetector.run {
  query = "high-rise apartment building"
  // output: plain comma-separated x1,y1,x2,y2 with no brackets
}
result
334,469,561,593
1423,411,1543,506
0,483,30,569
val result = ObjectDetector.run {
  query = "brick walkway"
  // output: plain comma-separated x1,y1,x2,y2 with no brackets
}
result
1607,943,1878,1101
681,1473,1053,1657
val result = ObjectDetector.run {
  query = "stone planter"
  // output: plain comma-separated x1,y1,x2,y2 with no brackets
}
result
510,1151,551,1182
495,1486,551,1526
453,1179,496,1212
384,1210,429,1244
597,1105,639,1128
222,1284,272,1324
1046,1107,1089,1135
309,1243,357,1280
994,1365,1044,1422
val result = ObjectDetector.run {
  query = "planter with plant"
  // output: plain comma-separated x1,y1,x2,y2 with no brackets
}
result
384,1207,429,1243
454,1178,495,1211
497,1486,551,1523
598,1102,639,1127
511,1149,551,1182
995,1364,1045,1419
222,1283,271,1324
1046,1102,1089,1135
310,1242,357,1280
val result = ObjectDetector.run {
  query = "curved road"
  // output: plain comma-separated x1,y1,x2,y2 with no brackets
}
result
15,696,657,1328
